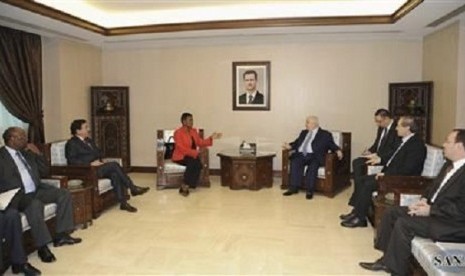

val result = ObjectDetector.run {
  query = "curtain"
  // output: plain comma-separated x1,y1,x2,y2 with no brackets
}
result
0,26,44,143
0,100,29,146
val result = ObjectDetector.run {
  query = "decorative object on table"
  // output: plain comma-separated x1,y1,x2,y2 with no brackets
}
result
239,141,256,155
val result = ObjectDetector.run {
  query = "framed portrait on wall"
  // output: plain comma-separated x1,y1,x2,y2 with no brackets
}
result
232,61,270,111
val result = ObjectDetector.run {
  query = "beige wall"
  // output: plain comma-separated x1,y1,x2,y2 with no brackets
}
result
457,20,465,128
43,39,102,141
423,22,459,144
102,39,422,168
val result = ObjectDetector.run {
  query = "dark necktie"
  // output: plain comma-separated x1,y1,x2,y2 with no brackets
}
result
377,128,387,150
386,140,405,167
248,95,253,104
430,164,454,203
16,151,36,193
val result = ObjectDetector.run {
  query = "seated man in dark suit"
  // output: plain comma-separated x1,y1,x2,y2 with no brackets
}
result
350,108,400,208
0,127,81,264
359,129,465,275
65,119,149,213
340,116,427,228
282,116,343,199
1,208,41,275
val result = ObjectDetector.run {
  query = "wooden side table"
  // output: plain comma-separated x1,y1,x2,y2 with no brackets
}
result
69,185,93,229
217,151,275,190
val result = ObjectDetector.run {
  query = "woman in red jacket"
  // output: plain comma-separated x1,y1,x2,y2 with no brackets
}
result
172,113,222,196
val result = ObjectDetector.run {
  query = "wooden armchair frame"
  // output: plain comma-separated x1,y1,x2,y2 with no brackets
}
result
281,132,352,198
156,129,210,190
41,143,124,219
372,175,434,228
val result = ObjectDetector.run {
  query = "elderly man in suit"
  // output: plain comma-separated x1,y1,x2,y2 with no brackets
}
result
65,119,149,213
359,129,465,275
341,116,427,228
1,209,41,275
349,109,400,207
0,127,81,264
282,116,343,199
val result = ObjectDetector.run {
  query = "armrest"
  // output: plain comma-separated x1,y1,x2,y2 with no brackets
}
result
377,175,434,204
50,165,100,185
41,175,69,189
199,148,209,166
324,152,350,176
282,148,293,171
103,158,122,166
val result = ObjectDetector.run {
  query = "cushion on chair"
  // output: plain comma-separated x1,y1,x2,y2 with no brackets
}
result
98,178,113,195
421,145,445,178
164,161,186,173
316,130,343,179
317,167,325,178
412,237,465,275
163,130,175,142
330,131,343,147
40,178,62,188
50,141,68,165
21,203,57,232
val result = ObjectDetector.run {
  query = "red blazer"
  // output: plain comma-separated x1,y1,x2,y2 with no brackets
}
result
172,126,212,161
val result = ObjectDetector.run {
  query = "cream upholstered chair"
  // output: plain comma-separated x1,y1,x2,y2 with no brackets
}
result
43,141,123,218
281,131,351,198
372,144,445,227
156,129,210,189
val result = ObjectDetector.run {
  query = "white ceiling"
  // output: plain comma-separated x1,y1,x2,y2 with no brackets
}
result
0,0,464,48
34,0,407,27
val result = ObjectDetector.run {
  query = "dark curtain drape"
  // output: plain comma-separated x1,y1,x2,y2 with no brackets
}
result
0,26,44,143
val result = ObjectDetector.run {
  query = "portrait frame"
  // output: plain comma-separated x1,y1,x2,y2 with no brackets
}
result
232,61,271,111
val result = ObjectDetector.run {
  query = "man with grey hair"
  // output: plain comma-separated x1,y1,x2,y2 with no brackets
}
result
283,116,343,199
341,115,426,228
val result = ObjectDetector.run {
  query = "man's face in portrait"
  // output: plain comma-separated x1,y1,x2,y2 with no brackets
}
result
244,73,257,93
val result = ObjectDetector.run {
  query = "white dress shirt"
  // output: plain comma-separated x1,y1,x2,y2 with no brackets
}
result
431,158,465,203
6,146,36,193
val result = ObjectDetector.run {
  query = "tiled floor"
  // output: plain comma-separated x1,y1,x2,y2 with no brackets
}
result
6,174,387,275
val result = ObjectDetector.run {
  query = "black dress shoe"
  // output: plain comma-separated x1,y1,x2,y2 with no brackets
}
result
38,246,56,263
283,189,298,196
340,216,367,228
120,202,138,212
53,233,82,247
359,258,390,272
12,262,41,275
131,186,150,196
179,187,190,197
339,211,356,221
306,193,313,200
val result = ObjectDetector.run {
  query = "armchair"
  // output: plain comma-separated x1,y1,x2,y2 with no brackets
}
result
156,129,210,190
2,174,68,273
372,144,445,227
281,131,351,198
42,141,124,218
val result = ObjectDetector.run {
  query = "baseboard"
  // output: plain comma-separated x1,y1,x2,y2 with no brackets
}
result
210,169,282,177
130,166,157,173
130,167,283,176
209,169,221,175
